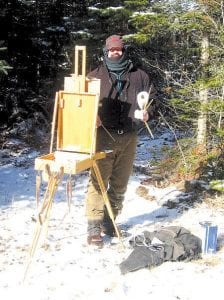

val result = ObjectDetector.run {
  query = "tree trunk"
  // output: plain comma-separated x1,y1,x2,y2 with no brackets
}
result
221,1,224,25
218,86,224,129
197,33,209,147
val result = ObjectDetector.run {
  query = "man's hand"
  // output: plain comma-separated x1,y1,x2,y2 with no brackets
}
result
96,115,102,128
142,110,149,122
134,110,149,122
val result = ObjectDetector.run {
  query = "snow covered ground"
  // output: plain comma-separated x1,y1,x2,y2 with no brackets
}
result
0,131,224,300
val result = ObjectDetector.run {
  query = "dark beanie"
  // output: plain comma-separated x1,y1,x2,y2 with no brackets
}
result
105,35,124,50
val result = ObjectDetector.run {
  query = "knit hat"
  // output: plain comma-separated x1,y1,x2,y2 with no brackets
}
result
105,35,124,50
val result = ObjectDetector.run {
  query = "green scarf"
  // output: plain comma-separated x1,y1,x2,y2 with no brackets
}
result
103,51,131,94
104,51,131,73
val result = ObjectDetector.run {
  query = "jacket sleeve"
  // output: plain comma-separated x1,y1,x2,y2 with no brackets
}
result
143,73,158,117
87,68,98,79
140,70,157,99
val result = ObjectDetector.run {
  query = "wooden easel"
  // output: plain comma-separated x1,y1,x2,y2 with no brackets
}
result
23,46,121,281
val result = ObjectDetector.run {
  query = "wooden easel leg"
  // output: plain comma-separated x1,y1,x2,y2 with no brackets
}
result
92,161,123,244
35,172,41,208
49,92,59,153
23,168,64,282
66,175,72,213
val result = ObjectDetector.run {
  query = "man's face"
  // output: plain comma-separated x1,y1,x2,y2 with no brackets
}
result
108,47,123,60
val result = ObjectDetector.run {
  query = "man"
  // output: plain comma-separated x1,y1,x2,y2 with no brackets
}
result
85,35,155,246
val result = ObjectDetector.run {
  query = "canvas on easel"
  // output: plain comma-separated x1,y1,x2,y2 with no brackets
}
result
35,89,105,174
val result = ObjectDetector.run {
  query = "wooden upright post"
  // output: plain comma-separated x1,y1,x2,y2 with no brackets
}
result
74,46,86,92
74,46,86,77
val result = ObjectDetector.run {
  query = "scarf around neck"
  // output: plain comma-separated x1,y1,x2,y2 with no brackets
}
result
104,51,131,74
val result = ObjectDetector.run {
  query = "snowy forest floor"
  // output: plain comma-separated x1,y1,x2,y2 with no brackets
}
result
0,129,224,300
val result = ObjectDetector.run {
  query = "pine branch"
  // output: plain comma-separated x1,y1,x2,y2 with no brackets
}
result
158,110,188,168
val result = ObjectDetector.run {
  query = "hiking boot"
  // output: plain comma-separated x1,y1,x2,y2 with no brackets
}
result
102,214,121,237
102,208,118,237
87,234,103,247
87,220,103,247
102,221,116,237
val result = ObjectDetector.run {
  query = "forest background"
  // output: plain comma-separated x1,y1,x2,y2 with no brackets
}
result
0,0,223,192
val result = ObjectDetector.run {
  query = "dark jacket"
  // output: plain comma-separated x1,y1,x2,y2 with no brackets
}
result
87,62,155,132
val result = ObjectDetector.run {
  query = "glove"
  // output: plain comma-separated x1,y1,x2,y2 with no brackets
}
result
134,109,149,122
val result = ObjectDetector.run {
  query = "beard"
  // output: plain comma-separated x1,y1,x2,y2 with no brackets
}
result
108,54,122,61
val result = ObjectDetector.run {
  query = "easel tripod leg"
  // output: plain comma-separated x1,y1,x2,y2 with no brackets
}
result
23,170,63,282
92,161,121,240
66,175,73,213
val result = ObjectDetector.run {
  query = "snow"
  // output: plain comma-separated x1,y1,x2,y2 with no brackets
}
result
0,131,224,300
88,6,123,11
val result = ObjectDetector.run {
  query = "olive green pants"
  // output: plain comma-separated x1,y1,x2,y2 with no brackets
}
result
85,128,137,221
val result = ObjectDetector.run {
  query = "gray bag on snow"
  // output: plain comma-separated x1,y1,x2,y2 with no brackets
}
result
119,226,202,274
